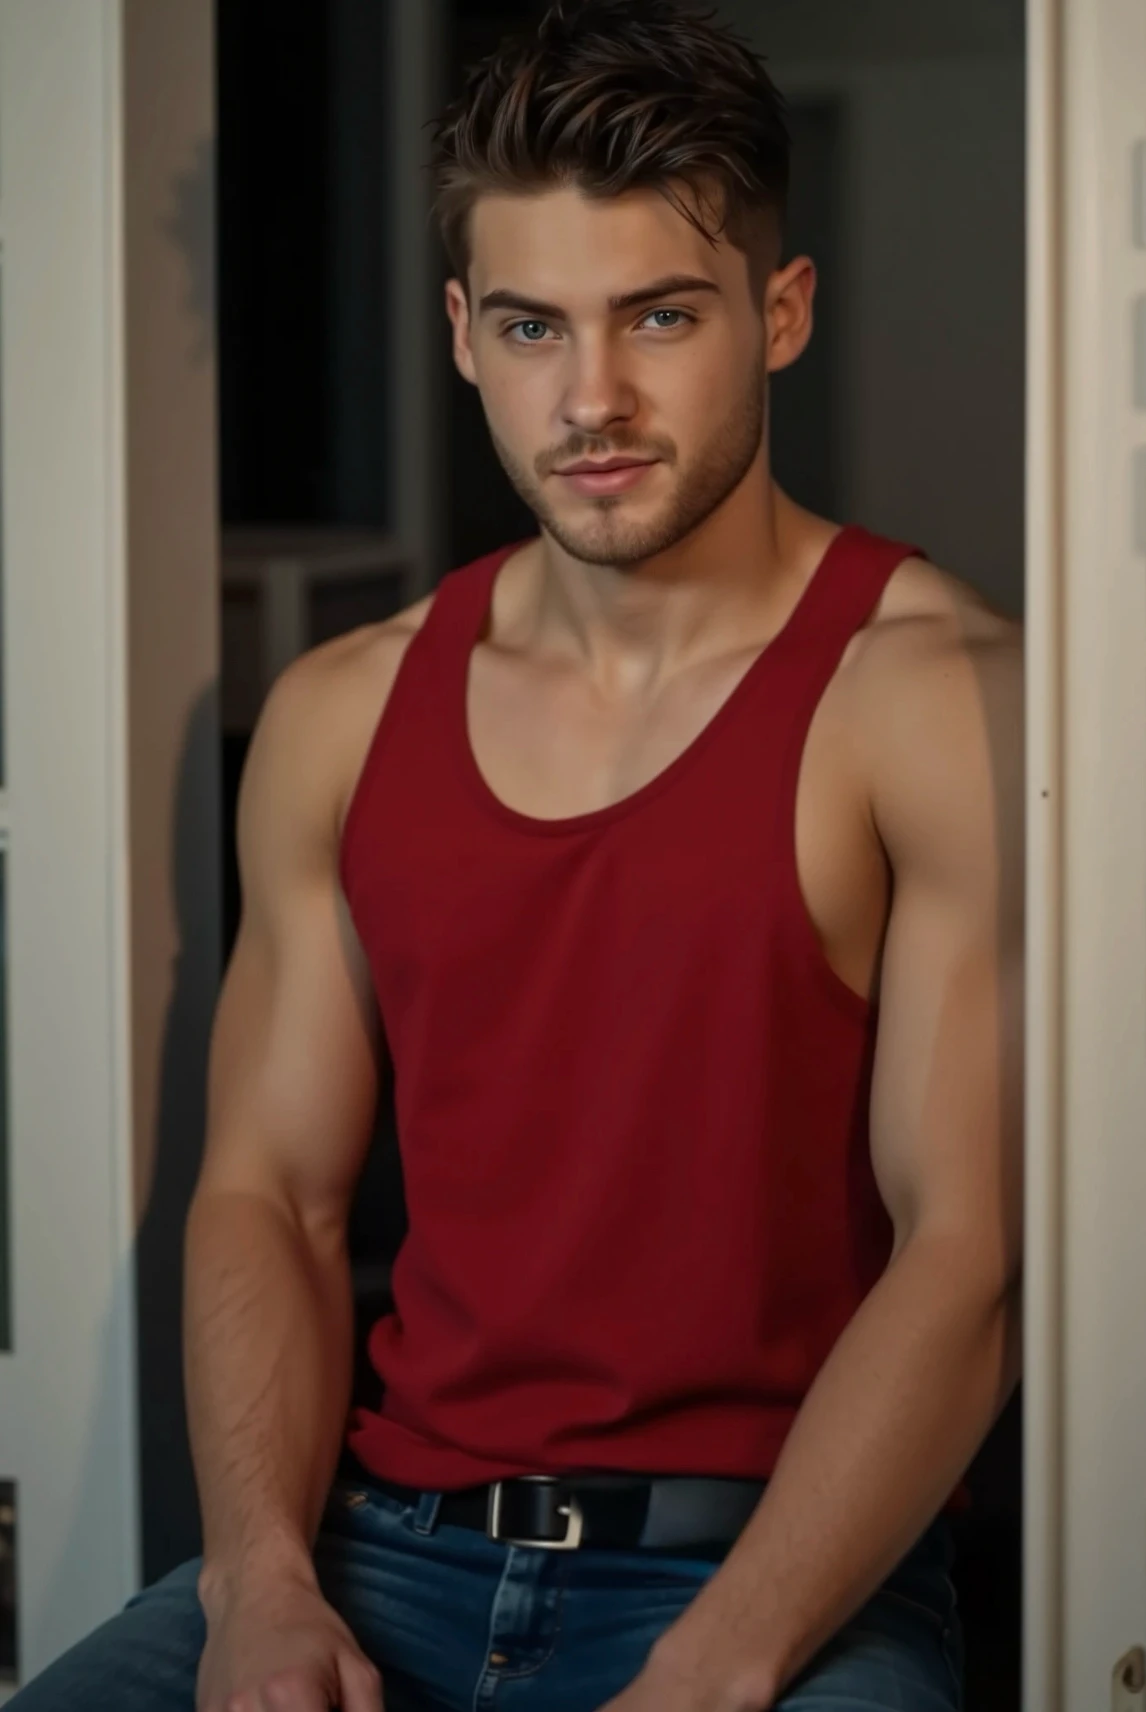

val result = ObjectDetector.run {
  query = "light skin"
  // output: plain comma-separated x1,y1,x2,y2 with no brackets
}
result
183,181,1023,1712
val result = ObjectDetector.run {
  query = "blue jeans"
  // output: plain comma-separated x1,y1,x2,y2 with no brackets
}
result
10,1477,964,1710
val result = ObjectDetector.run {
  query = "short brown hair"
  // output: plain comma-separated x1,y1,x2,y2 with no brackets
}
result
431,0,790,297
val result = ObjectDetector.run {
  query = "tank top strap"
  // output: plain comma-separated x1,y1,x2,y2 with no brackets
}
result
339,541,528,893
753,525,924,968
775,524,925,684
415,540,525,664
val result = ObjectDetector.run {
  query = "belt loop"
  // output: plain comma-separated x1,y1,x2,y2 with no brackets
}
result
412,1491,442,1536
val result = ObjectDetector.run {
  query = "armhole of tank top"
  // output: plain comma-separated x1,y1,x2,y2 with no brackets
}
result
769,547,919,1027
337,585,451,901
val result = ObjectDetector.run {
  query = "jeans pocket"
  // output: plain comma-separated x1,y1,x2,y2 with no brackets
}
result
325,1480,413,1532
879,1585,950,1632
939,1600,967,1709
881,1523,959,1633
866,1574,964,1709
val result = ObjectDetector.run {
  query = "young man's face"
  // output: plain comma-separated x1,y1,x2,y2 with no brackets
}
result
446,183,813,567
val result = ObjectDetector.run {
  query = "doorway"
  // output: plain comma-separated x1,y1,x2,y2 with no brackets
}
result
213,0,1028,1706
2,0,1144,1705
215,1,1028,1704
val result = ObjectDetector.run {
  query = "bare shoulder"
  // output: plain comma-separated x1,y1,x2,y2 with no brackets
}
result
857,554,1019,662
843,558,1023,861
238,593,435,857
847,555,1022,720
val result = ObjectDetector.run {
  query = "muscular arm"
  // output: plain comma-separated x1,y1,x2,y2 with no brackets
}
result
639,612,1024,1709
185,653,381,1612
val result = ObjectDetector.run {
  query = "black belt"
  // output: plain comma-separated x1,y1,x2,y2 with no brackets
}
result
369,1471,765,1553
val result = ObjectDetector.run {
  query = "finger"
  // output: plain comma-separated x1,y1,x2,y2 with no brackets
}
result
337,1648,385,1712
255,1667,335,1712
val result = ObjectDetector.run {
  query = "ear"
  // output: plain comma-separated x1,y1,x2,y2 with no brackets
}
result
764,255,816,376
445,278,478,385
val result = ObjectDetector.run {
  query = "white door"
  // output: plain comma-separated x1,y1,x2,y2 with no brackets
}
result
0,0,219,1691
0,1,140,1688
1025,0,1146,1706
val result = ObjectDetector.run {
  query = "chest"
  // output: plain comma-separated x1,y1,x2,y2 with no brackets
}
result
463,640,889,1003
467,641,758,819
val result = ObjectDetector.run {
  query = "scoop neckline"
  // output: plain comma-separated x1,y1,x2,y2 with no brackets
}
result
457,526,853,838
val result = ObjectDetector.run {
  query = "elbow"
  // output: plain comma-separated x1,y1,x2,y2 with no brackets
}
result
893,1220,1023,1315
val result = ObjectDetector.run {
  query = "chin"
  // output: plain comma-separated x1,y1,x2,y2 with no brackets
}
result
543,503,674,568
552,524,666,568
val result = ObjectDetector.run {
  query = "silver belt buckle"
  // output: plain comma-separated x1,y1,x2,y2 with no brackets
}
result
487,1476,585,1550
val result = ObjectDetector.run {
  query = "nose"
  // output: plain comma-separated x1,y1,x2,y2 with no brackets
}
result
560,334,637,436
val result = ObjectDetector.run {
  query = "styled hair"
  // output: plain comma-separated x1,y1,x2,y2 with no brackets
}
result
430,0,790,296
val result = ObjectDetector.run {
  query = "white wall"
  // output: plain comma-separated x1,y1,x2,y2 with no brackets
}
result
121,0,222,1580
122,0,219,1227
722,2,1026,614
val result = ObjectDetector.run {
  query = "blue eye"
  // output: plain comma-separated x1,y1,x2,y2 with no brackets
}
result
508,320,552,343
646,308,685,329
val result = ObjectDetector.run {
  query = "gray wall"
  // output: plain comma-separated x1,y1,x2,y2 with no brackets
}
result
723,0,1026,615
722,0,1023,62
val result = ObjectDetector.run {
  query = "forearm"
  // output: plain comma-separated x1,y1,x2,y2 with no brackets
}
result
656,1237,1020,1705
184,1186,355,1610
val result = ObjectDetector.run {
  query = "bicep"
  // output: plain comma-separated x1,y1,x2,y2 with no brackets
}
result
195,665,381,1232
202,890,380,1224
870,868,1023,1280
866,625,1024,1288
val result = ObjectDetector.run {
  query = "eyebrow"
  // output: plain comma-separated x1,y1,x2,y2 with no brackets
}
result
477,274,722,319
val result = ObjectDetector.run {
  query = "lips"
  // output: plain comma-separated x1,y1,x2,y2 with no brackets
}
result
557,458,652,474
555,457,659,497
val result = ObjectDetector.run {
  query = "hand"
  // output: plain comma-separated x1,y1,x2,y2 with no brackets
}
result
196,1567,384,1712
596,1632,778,1712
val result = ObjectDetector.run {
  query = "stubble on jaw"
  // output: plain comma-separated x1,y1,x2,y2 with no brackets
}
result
488,355,767,569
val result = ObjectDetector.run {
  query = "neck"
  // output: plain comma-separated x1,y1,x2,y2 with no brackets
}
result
526,480,838,682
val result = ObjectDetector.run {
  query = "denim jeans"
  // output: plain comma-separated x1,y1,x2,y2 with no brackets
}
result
10,1476,964,1711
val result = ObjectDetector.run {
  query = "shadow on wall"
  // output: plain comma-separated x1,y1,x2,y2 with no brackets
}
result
134,681,222,1581
163,134,216,367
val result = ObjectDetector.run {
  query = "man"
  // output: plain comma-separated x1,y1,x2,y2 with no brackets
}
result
13,1,1023,1708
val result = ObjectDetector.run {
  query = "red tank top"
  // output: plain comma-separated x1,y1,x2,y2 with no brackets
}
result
340,526,914,1490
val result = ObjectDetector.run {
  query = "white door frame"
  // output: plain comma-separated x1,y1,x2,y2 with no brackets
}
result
0,0,219,1688
1023,0,1064,1704
1024,0,1146,1706
0,0,140,1683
